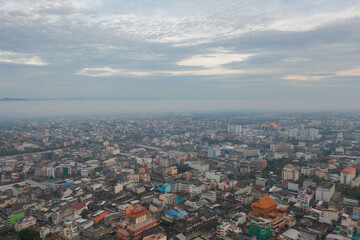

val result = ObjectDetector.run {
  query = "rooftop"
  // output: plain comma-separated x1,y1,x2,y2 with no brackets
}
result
251,195,277,209
342,167,356,174
318,182,334,190
72,202,86,211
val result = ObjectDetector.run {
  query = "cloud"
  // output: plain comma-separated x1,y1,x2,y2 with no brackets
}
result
77,67,248,77
76,67,150,77
336,67,360,77
96,3,360,46
0,51,48,66
269,6,360,32
282,75,326,81
162,68,247,76
77,49,255,77
178,51,255,68
1,0,360,106
283,58,310,63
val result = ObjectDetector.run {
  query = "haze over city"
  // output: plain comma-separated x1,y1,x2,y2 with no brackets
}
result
2,2,360,240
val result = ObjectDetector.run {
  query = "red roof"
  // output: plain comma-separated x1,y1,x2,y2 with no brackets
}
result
72,202,86,211
127,205,148,218
45,234,62,240
278,207,287,212
342,167,356,174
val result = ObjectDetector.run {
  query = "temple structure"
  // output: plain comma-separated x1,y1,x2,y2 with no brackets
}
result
115,205,158,240
249,196,292,240
251,195,277,218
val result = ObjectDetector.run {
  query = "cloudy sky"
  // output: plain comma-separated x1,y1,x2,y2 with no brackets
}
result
1,0,360,111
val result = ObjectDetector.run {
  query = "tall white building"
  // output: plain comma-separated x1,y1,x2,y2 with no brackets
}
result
289,129,299,138
309,128,319,137
228,125,242,135
298,128,321,140
46,167,56,178
316,182,335,203
340,167,356,185
159,158,170,168
207,148,221,159
81,168,89,177
301,166,314,176
282,164,299,181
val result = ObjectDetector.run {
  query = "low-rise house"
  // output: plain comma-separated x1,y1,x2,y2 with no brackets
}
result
72,202,87,215
14,216,37,231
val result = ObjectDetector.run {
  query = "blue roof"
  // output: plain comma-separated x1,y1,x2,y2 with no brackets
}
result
17,216,29,222
166,209,179,217
62,182,75,187
175,197,183,203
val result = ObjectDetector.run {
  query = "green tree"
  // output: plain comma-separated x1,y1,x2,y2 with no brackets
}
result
80,209,91,219
45,233,53,239
17,229,40,240
176,164,190,174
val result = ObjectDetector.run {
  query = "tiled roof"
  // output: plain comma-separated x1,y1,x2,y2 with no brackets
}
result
251,195,277,209
342,167,356,174
72,202,86,211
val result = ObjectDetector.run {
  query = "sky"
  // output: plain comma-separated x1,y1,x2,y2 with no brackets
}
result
1,0,360,112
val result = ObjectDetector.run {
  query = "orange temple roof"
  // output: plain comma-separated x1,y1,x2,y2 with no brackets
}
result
252,195,277,209
261,123,278,129
268,212,277,218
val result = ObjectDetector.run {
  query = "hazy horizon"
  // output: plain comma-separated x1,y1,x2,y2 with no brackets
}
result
1,99,360,120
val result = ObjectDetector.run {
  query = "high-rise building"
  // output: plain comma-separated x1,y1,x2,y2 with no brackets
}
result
288,129,299,138
183,171,192,181
46,167,56,178
340,167,356,185
282,164,299,181
315,182,335,203
159,158,170,168
207,148,221,159
228,125,242,135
